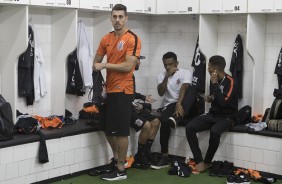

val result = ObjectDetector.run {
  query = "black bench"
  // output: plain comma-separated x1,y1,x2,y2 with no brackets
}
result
0,119,99,149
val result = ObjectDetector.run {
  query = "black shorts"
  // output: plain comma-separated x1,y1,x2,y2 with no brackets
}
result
100,92,134,136
130,109,158,132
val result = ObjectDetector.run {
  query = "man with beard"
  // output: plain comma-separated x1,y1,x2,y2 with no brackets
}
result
92,4,141,181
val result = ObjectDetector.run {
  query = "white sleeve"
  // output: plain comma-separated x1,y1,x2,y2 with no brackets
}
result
182,69,193,84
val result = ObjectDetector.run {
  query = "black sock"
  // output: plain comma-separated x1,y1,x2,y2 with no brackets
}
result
145,139,154,152
137,142,145,155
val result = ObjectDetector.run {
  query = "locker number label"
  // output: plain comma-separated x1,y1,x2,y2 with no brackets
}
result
234,6,240,11
66,0,71,5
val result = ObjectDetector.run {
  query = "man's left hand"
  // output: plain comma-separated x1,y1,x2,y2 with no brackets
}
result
175,102,184,117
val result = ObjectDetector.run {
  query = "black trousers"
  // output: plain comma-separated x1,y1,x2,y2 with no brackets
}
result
160,86,199,154
185,113,233,164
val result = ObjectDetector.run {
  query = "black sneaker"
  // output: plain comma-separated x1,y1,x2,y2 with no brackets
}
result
150,156,169,169
177,163,191,178
226,174,235,184
132,153,151,169
167,115,182,129
209,161,223,176
89,158,116,176
104,158,117,173
168,160,179,175
89,168,106,176
234,172,251,184
218,161,234,177
101,169,127,181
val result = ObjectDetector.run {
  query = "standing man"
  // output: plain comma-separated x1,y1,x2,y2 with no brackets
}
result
151,52,193,169
186,55,238,172
92,4,141,181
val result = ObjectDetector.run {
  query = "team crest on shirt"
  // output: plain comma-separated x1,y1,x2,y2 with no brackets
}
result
117,40,125,51
176,79,181,85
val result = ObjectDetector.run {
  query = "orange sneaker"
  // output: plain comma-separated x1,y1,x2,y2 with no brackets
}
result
124,155,134,169
234,168,248,175
186,158,199,174
248,168,262,180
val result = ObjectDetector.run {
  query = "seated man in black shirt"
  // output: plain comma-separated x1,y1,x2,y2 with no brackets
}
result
186,55,238,172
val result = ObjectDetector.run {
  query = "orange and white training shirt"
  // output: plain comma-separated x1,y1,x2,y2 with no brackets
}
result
97,29,141,94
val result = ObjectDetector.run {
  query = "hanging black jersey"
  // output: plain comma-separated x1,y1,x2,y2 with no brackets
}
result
275,47,282,88
18,25,35,106
191,36,206,93
229,34,243,99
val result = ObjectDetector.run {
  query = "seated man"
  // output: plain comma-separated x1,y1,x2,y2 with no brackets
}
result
129,56,160,168
130,92,160,168
151,51,193,169
186,55,238,172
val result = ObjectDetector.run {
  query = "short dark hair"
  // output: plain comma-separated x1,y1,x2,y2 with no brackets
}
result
112,4,127,15
162,52,177,61
209,55,226,71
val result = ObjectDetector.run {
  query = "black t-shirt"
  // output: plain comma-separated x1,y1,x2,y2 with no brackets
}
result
191,37,206,93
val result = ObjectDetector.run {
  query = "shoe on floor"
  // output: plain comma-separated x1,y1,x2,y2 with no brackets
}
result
226,174,236,184
186,158,199,174
177,163,191,178
209,161,223,176
168,160,179,175
101,169,127,181
150,156,169,169
234,172,251,184
218,161,234,177
247,168,262,181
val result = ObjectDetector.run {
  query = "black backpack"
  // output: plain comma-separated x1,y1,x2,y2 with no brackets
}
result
235,105,252,125
0,95,14,141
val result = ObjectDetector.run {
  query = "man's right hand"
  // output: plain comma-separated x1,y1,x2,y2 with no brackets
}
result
166,67,178,77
